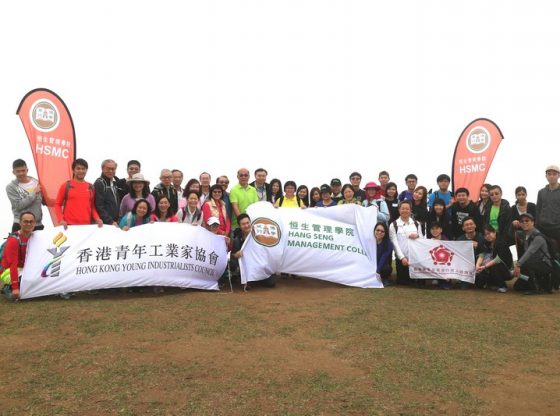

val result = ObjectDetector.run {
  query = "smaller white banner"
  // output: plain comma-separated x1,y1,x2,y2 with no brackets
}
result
20,223,228,299
408,239,475,282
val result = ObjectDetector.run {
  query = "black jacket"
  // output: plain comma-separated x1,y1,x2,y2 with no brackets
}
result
483,199,511,242
152,183,179,214
451,201,483,239
94,175,123,224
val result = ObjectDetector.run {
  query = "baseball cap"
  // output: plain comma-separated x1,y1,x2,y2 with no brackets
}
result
364,181,379,190
320,184,331,193
545,165,560,174
207,216,220,226
519,213,535,221
330,178,341,186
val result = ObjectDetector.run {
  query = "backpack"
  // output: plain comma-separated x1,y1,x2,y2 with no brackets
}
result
278,195,302,207
63,180,95,222
0,233,26,284
392,219,425,237
181,207,202,223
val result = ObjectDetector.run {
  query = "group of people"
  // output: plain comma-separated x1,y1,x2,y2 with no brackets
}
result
3,157,560,299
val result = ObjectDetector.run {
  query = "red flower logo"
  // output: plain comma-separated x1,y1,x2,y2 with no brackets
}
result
430,245,454,266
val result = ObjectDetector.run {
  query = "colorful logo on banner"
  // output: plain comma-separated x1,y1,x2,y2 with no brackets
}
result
17,88,76,226
429,245,454,266
466,126,491,153
30,99,60,132
451,118,504,202
251,218,281,247
41,232,69,278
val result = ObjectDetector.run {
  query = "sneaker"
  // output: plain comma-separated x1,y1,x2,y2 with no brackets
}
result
59,292,72,300
3,285,13,300
497,287,508,293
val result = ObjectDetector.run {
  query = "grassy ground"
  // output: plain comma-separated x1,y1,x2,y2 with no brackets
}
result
1,279,559,415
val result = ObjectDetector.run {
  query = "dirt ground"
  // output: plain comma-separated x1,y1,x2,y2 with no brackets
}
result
1,277,559,415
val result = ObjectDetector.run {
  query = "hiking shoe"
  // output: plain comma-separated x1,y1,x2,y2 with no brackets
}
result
3,285,13,300
497,287,507,293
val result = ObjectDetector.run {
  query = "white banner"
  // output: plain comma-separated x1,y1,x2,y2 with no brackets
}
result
239,202,382,288
20,223,228,299
408,239,475,283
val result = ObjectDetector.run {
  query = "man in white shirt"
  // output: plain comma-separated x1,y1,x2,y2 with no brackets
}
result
389,200,425,285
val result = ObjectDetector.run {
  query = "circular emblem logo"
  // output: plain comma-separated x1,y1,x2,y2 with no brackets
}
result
429,245,454,266
466,126,491,154
251,217,281,247
29,99,60,132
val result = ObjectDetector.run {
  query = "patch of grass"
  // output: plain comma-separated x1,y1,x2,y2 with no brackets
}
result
1,285,559,415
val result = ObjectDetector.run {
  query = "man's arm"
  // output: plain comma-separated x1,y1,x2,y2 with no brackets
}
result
94,180,112,224
6,183,36,212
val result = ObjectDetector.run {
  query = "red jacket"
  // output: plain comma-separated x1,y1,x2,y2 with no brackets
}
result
55,180,101,225
1,233,29,290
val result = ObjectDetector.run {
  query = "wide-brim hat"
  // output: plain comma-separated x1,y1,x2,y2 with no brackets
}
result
127,173,150,185
364,181,379,190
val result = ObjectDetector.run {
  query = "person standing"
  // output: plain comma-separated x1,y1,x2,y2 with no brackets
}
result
152,169,179,214
330,178,343,203
116,159,141,199
450,187,482,239
389,200,425,285
94,159,122,226
374,171,390,199
536,165,560,247
483,185,511,242
202,185,231,237
119,173,156,217
427,174,453,212
250,168,272,202
362,182,390,224
275,181,306,208
54,158,103,228
230,168,258,230
199,172,212,207
6,159,43,232
217,175,232,221
398,174,418,202
172,169,184,195
349,172,366,203
316,184,337,207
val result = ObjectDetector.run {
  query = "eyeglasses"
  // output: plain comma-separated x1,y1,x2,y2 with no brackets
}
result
238,174,249,177
520,219,532,223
